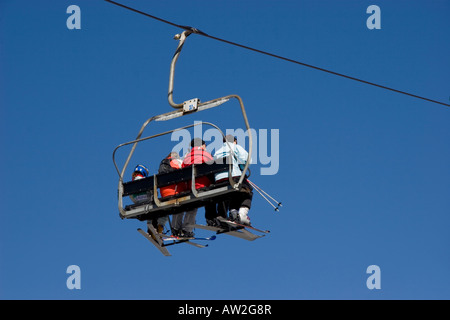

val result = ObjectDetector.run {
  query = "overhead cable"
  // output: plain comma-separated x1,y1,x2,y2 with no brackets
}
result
105,0,450,108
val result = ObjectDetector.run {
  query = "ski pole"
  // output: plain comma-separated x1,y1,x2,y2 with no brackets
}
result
247,179,282,208
248,179,282,207
251,182,279,211
247,180,280,211
247,180,277,207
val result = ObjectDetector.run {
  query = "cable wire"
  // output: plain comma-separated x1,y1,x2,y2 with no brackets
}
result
105,0,450,108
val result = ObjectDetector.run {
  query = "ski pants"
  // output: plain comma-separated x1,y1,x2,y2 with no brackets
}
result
172,209,197,233
217,178,253,217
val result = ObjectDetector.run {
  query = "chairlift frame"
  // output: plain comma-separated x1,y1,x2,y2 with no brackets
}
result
113,30,253,222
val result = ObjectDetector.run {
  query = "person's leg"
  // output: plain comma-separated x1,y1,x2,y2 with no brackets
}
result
236,180,253,226
156,216,168,234
205,202,221,226
217,200,229,219
171,212,184,236
181,208,198,237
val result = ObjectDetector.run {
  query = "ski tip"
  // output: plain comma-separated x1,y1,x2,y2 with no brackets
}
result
210,235,217,240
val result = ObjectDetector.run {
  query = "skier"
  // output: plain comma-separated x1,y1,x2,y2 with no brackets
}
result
158,151,190,237
130,164,167,234
180,138,218,233
130,164,152,204
214,135,253,226
158,151,185,197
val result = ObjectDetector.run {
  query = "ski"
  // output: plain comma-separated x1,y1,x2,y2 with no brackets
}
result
137,228,171,257
162,235,217,242
147,224,166,246
191,223,263,241
216,217,270,234
160,237,209,249
185,241,208,248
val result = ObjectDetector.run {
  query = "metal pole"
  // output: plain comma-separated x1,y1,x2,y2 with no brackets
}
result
168,31,192,108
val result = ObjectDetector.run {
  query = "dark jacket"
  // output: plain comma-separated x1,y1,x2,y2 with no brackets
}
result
158,156,184,197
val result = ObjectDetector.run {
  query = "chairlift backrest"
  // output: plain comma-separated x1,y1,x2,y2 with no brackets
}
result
122,162,230,197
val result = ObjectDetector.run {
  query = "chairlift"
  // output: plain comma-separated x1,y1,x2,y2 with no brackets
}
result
112,31,265,255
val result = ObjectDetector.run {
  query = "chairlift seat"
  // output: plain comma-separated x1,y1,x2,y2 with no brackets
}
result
121,162,248,220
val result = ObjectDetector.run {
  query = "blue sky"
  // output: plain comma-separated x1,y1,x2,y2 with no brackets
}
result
1,0,449,300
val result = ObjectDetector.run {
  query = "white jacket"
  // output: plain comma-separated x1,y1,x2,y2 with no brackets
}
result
214,142,250,181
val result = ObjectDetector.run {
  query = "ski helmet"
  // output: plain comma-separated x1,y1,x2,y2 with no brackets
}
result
133,164,149,178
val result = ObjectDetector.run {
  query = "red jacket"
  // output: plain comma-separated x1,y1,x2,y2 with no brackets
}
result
182,147,214,189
